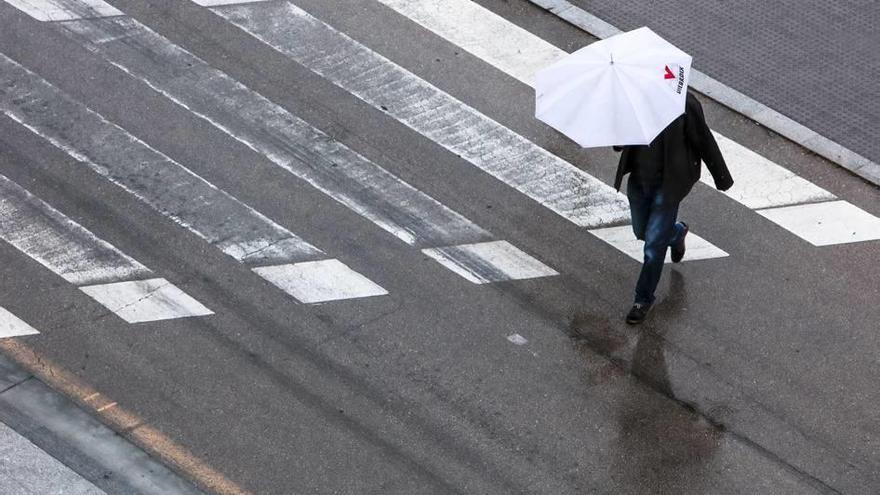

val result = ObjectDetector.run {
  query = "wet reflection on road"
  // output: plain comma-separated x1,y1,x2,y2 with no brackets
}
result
612,328,722,494
570,270,723,493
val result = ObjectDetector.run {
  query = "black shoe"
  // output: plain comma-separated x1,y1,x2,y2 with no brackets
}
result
671,222,689,263
626,303,653,325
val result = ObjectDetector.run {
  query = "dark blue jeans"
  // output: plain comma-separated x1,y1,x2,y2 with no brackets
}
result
627,179,686,304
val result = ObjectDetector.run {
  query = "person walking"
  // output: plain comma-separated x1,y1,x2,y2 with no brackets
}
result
614,92,734,325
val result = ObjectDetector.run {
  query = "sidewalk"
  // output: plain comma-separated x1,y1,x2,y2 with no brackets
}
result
0,354,203,495
527,0,880,186
0,419,106,495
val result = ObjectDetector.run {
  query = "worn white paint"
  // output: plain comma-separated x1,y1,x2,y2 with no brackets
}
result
422,240,558,284
0,173,215,322
0,421,105,494
369,0,850,215
588,225,729,262
0,54,392,306
0,52,323,267
375,0,563,86
706,133,836,209
756,201,880,246
252,260,388,303
3,0,121,21
0,307,40,339
507,333,528,345
54,13,490,248
0,173,151,286
189,0,267,5
209,2,733,262
34,9,555,285
212,1,631,229
79,278,214,323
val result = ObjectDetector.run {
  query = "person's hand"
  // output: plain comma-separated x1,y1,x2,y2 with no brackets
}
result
716,178,734,191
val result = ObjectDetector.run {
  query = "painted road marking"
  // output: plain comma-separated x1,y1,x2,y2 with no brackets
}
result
0,308,40,339
373,0,560,87
422,241,558,284
56,15,488,248
9,4,559,285
0,172,212,322
186,0,267,5
0,53,318,266
252,260,388,303
205,1,631,230
757,201,880,247
203,1,731,264
707,134,836,209
0,174,150,286
79,279,213,323
369,0,879,246
3,0,121,21
0,53,385,302
0,420,106,494
589,225,729,262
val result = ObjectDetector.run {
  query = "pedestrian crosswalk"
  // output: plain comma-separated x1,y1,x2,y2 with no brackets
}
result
46,7,557,287
0,0,877,331
0,52,393,305
203,0,729,261
0,171,212,323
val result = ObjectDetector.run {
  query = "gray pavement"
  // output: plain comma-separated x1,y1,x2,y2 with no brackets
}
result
0,0,877,494
563,0,880,178
0,420,105,495
0,355,203,494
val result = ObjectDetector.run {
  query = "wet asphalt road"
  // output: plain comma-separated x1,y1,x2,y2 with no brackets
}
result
0,0,879,493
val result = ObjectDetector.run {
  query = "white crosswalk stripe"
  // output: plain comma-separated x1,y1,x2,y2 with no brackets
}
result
368,0,880,247
2,0,121,21
0,172,212,323
0,52,385,303
0,307,40,338
589,226,728,263
422,241,560,284
253,260,389,304
202,0,631,230
757,201,880,247
198,0,731,264
8,1,558,285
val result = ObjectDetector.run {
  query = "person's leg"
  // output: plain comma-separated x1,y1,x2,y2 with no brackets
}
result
626,178,650,241
633,194,681,305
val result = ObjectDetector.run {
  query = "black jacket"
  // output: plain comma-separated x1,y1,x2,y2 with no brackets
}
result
614,92,734,203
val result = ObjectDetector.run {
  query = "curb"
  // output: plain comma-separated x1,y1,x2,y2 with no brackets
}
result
527,0,880,188
0,352,205,495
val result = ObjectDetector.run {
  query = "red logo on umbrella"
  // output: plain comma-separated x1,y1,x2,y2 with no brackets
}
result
664,65,676,80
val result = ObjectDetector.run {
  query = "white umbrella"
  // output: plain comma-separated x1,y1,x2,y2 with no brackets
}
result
535,27,692,148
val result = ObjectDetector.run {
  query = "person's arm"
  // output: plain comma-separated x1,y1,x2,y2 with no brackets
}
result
686,94,734,191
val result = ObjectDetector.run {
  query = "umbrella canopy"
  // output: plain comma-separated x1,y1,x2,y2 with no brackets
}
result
535,27,692,148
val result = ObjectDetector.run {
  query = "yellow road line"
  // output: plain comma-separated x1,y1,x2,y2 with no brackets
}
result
0,340,254,495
